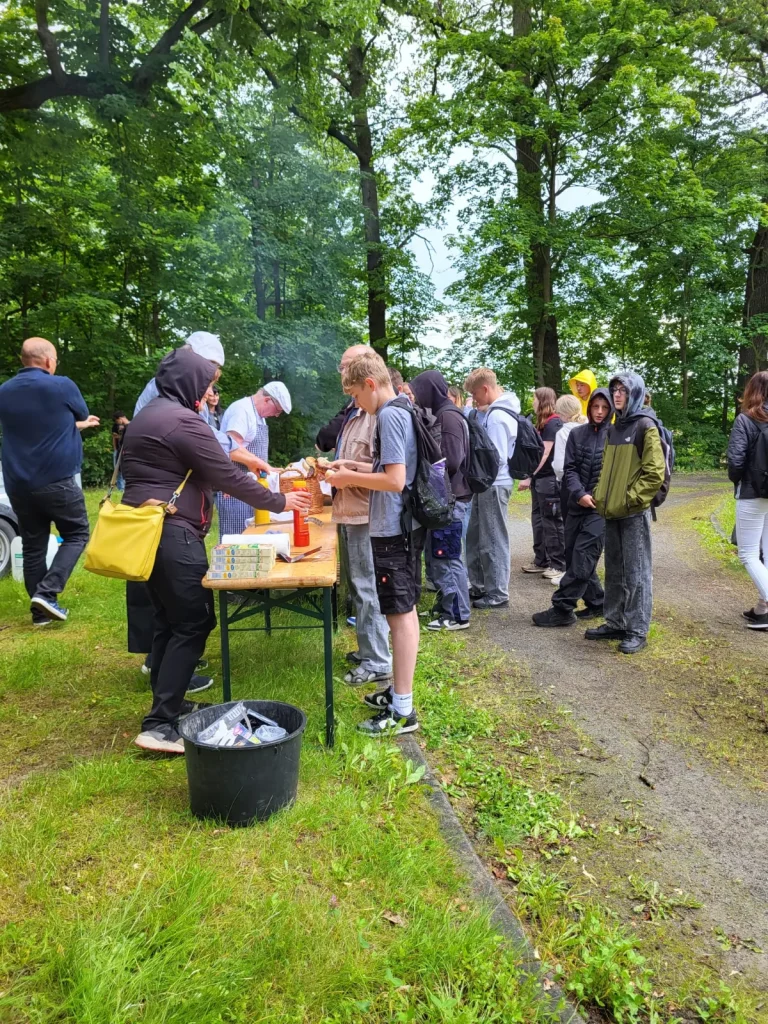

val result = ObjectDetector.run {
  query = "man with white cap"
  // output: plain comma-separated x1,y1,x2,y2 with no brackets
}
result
216,382,293,536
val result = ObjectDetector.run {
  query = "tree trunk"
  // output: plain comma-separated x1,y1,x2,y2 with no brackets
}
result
739,219,768,396
513,3,561,390
272,259,282,318
347,39,387,359
250,176,267,321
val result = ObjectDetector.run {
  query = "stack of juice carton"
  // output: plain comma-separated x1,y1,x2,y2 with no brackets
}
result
206,541,276,581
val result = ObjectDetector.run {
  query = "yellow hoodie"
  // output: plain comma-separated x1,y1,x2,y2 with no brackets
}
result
569,369,598,416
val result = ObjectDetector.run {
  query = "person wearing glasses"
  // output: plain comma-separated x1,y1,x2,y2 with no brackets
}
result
0,337,100,625
587,372,666,654
216,382,292,536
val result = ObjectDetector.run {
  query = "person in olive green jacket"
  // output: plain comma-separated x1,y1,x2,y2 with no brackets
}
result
587,372,666,654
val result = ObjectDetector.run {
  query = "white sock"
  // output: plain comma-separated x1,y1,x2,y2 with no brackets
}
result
391,691,413,718
756,599,768,615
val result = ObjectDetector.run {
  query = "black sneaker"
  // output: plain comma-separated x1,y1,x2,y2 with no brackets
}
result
364,685,393,710
426,617,470,631
469,587,486,600
32,611,53,627
186,675,214,694
575,606,603,620
619,636,647,654
532,607,576,627
357,706,419,735
746,613,768,630
585,624,626,640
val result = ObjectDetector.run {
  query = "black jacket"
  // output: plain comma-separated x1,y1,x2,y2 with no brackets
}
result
122,347,285,539
562,387,613,515
727,408,768,500
410,370,471,501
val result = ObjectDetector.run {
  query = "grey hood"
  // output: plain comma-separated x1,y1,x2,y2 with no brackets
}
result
609,372,646,426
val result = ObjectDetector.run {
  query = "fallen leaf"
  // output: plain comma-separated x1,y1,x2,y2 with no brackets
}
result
491,864,507,880
383,911,407,927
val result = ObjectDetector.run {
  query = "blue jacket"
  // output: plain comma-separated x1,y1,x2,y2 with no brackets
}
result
0,367,89,492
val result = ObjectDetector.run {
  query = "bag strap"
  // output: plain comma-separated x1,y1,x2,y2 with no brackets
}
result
167,471,192,514
101,448,123,506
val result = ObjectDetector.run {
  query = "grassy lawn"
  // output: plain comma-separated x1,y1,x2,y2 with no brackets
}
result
0,493,554,1024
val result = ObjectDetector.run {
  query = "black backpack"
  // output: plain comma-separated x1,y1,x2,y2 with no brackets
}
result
488,407,545,479
456,409,500,493
633,417,672,514
750,421,768,499
387,396,455,530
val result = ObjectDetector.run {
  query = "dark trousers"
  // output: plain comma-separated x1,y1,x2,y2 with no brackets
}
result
552,511,605,613
604,512,653,638
142,526,216,731
126,581,155,654
9,476,89,602
531,475,565,570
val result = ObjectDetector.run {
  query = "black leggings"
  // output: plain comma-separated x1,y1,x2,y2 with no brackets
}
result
142,526,216,731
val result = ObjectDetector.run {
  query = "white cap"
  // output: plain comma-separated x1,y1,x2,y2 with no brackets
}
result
185,331,225,366
262,380,292,414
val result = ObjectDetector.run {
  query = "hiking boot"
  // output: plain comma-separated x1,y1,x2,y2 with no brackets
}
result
364,686,392,710
134,724,184,754
532,607,576,628
186,675,214,694
575,606,603,620
344,666,392,687
746,613,768,630
585,624,626,640
357,706,419,736
426,617,470,631
30,595,68,622
521,563,547,574
619,636,647,654
472,597,509,610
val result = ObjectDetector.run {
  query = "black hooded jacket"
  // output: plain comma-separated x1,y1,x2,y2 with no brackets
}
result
410,370,471,501
561,387,613,515
121,347,285,539
727,404,768,500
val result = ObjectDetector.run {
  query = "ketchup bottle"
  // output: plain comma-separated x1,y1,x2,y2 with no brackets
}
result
292,481,310,547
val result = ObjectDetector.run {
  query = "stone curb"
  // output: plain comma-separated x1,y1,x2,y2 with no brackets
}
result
399,734,585,1024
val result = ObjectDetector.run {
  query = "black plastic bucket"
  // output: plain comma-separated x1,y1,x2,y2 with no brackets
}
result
178,700,306,826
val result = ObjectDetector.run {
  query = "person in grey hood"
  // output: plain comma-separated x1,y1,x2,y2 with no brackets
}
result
410,370,472,630
588,371,666,654
532,387,613,627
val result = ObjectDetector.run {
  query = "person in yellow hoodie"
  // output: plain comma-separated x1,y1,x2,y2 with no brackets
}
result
569,369,598,416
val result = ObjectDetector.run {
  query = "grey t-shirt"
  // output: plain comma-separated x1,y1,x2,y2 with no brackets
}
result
369,398,418,538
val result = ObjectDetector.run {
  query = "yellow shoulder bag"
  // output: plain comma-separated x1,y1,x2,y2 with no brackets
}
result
84,455,192,582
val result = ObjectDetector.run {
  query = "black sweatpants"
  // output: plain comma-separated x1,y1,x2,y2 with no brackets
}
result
552,511,605,613
142,526,216,731
531,475,565,571
9,476,89,602
126,581,155,654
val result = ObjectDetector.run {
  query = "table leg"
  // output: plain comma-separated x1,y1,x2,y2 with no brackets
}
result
323,586,334,747
331,582,339,633
219,590,232,702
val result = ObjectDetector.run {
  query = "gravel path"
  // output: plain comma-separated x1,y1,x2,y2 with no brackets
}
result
482,476,768,985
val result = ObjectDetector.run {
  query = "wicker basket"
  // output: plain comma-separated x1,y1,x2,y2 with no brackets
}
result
279,471,325,514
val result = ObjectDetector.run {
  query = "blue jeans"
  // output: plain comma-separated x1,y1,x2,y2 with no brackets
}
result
431,500,473,622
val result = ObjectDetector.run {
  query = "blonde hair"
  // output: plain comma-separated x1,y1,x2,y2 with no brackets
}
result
464,367,497,391
342,352,390,391
555,394,585,423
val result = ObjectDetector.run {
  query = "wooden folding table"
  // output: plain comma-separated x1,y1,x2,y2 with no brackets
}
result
202,511,339,746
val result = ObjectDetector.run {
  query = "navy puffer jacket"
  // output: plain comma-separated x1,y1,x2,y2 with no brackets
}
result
561,387,613,515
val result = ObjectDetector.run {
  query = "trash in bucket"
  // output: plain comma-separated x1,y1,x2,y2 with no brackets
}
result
178,699,306,826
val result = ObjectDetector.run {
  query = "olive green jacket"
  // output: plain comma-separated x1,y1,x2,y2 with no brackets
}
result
593,418,666,520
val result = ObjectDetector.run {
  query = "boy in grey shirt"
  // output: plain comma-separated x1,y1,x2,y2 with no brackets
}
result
326,352,421,735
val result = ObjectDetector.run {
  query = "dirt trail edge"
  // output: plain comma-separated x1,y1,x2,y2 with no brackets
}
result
484,476,768,989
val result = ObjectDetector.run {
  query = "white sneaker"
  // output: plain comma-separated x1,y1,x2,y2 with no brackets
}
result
427,617,470,631
134,727,184,754
549,572,566,586
542,567,563,579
